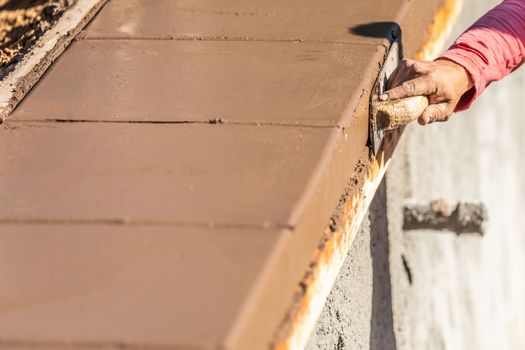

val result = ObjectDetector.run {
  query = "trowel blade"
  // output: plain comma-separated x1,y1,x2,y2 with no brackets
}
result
369,39,401,155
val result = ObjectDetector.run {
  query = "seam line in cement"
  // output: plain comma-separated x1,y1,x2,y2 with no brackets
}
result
0,217,293,231
5,118,339,129
77,35,384,46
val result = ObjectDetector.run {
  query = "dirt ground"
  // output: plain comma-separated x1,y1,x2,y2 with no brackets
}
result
0,0,72,76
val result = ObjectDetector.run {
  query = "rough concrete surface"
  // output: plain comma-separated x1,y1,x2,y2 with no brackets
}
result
403,199,488,234
306,204,374,350
388,0,525,347
309,0,525,348
307,182,396,350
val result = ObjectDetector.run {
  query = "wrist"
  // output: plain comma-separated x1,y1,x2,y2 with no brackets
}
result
458,63,474,92
436,58,474,94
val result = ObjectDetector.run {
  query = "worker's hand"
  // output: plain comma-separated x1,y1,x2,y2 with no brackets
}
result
380,58,473,125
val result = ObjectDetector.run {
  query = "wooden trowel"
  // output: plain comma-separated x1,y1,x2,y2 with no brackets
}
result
369,40,429,155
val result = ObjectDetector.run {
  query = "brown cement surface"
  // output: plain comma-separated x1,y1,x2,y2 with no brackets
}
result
10,40,381,126
0,224,281,347
80,0,400,43
78,0,442,59
0,0,446,348
0,122,330,227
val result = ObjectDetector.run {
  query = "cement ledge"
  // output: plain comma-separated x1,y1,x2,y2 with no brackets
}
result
0,0,462,349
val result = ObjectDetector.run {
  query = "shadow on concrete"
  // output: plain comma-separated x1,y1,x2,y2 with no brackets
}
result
349,21,401,41
369,179,398,350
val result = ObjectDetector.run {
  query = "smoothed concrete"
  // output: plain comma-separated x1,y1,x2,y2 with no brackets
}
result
0,122,330,227
0,224,281,347
11,40,381,126
81,0,403,43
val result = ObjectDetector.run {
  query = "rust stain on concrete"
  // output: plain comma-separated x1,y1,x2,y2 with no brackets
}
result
415,0,463,60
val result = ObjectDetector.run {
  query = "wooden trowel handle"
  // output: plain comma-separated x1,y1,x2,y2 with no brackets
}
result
374,95,429,131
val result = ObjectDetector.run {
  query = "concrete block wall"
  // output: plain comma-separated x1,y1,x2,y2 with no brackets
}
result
308,0,525,348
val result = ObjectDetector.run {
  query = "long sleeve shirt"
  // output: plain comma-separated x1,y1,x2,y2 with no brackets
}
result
439,0,525,111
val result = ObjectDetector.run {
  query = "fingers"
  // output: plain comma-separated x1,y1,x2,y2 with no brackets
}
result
387,59,426,90
386,65,411,93
418,103,452,125
380,75,436,101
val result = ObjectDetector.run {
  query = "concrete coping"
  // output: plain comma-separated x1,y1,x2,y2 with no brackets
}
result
0,0,462,349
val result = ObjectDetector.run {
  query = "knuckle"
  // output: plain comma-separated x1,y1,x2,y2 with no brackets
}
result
425,76,437,92
403,58,415,66
402,80,416,93
400,58,415,71
412,61,426,72
388,89,401,98
437,105,452,121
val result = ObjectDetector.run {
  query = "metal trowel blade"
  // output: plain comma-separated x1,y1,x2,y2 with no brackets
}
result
369,40,401,155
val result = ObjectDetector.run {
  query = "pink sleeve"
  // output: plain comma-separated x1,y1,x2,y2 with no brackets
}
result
439,0,525,111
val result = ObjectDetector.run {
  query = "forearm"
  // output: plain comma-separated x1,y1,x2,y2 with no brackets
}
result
440,0,525,111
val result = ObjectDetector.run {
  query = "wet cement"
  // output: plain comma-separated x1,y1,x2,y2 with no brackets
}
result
10,40,380,125
0,122,331,226
80,0,418,44
0,224,281,346
0,0,73,78
0,0,445,348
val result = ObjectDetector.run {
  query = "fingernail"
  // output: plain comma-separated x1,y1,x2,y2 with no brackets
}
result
379,93,388,101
